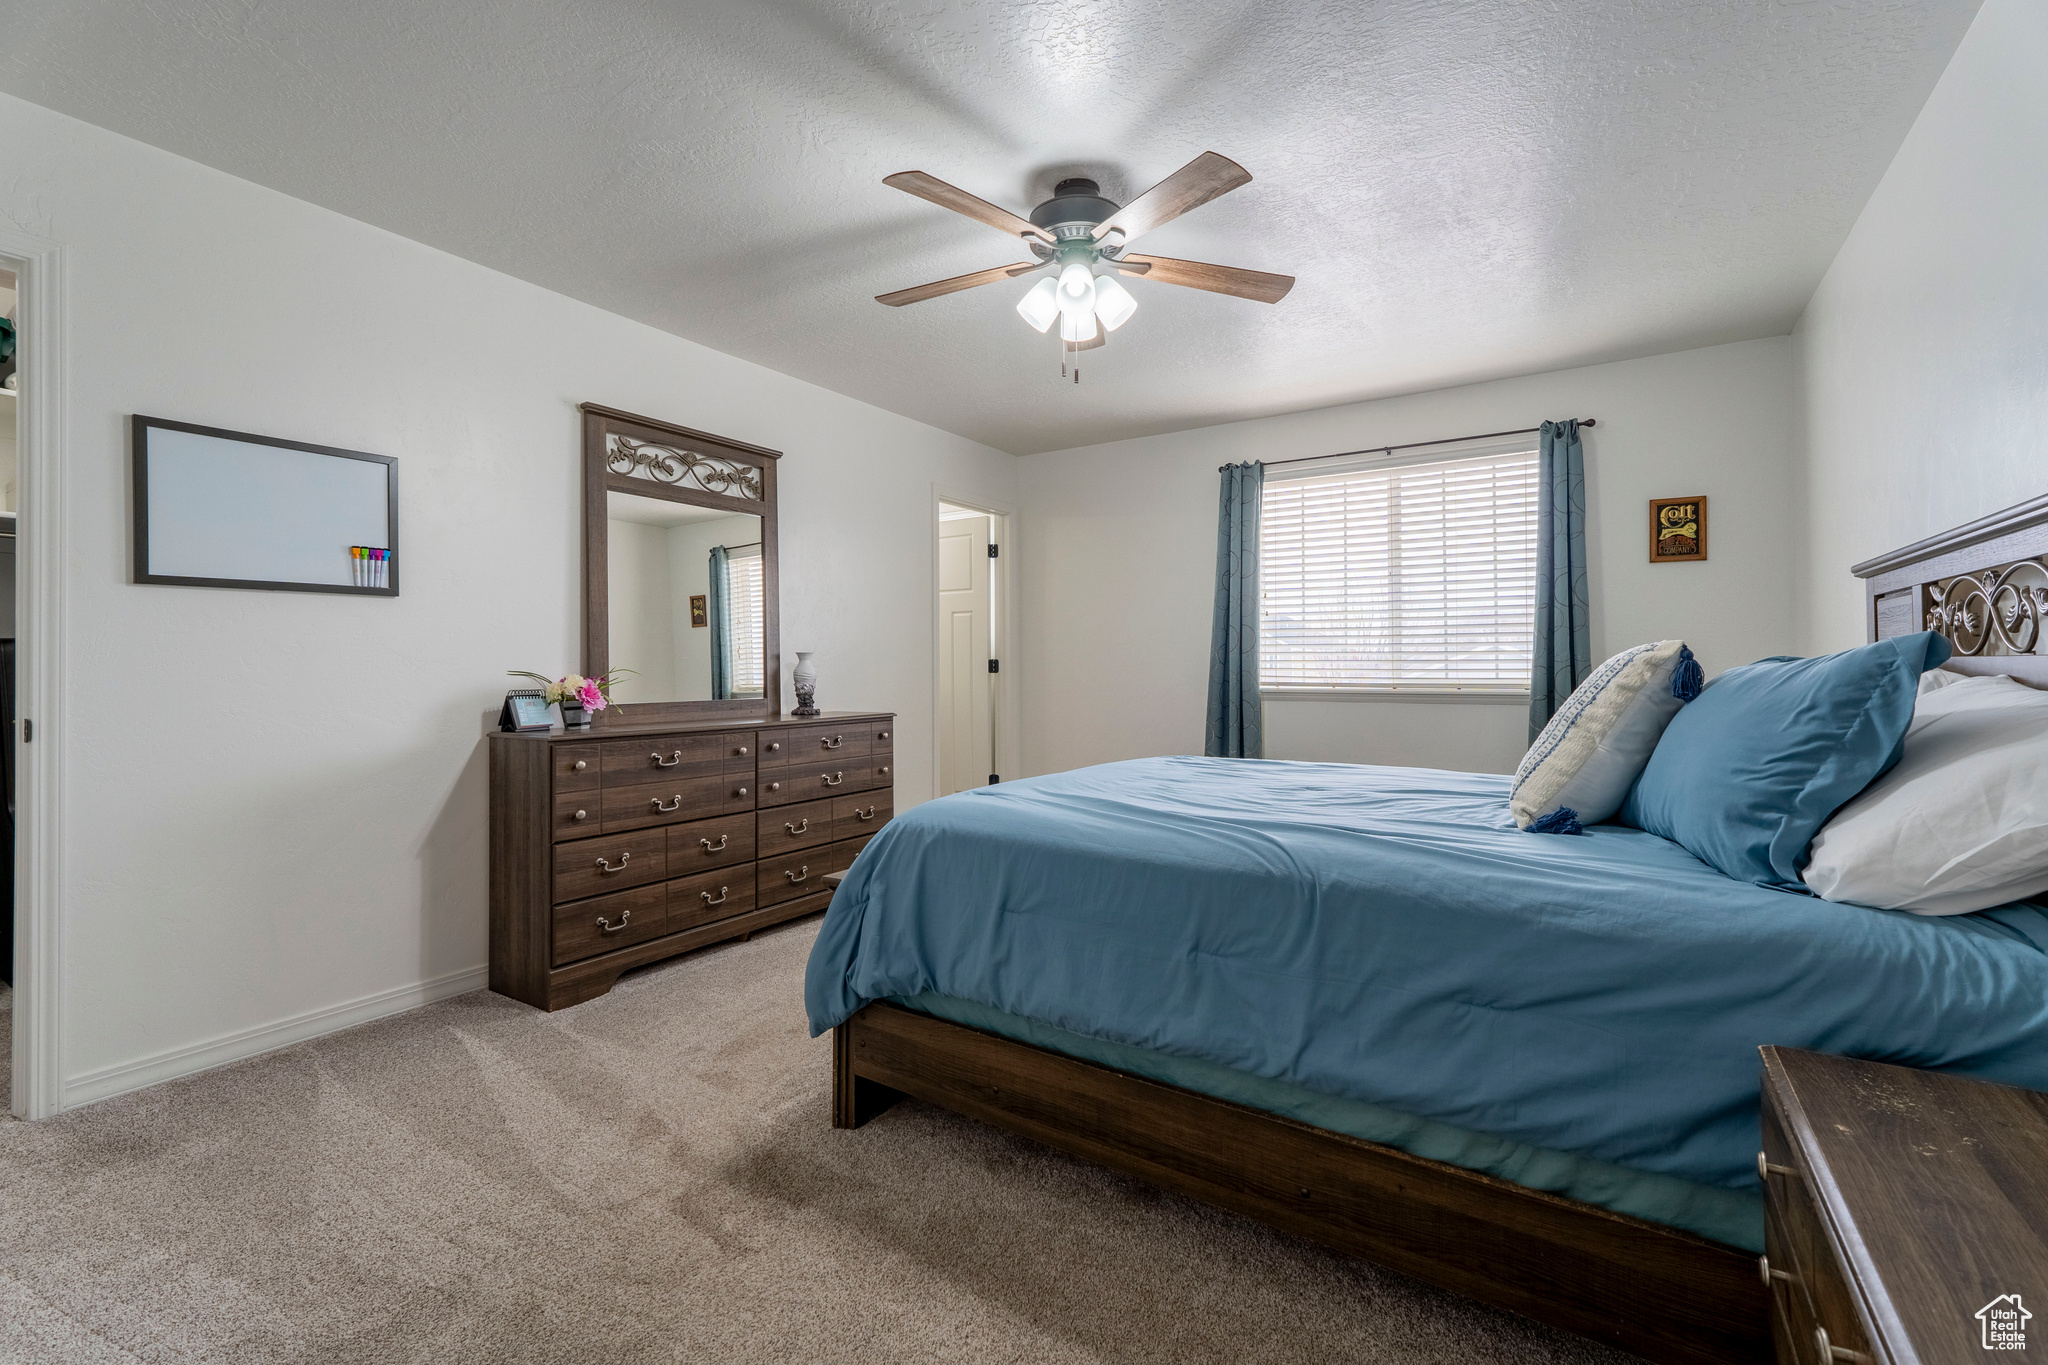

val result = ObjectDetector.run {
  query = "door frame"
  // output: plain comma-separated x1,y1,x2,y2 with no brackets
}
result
929,488,1016,802
2,228,68,1119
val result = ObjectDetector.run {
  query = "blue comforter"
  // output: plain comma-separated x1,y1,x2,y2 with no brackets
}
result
805,758,2048,1191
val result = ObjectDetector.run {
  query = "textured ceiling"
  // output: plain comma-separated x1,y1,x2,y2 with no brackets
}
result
0,0,1981,453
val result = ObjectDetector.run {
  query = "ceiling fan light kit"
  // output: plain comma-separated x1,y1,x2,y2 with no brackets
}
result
877,154,1294,385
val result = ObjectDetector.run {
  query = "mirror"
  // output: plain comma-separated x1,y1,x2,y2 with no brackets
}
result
605,491,764,703
581,404,781,724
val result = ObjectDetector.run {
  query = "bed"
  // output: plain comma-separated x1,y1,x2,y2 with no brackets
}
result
808,497,2048,1365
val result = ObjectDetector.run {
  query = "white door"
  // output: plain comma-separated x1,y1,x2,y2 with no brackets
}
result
938,512,992,795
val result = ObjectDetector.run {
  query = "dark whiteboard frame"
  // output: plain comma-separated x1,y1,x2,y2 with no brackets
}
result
130,415,401,596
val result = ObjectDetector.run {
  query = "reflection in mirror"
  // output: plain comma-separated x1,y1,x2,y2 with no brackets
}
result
606,491,764,704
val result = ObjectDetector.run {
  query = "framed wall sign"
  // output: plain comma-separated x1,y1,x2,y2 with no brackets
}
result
131,415,399,595
1649,495,1707,564
689,594,708,628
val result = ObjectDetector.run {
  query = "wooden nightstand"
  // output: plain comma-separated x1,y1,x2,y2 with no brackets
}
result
1758,1047,2048,1364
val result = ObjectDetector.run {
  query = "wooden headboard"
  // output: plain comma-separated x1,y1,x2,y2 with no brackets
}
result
1853,492,2048,688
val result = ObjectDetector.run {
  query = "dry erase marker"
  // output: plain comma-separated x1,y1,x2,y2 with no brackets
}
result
350,546,361,587
375,548,386,589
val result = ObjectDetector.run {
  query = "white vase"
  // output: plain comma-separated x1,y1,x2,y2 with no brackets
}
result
792,652,819,715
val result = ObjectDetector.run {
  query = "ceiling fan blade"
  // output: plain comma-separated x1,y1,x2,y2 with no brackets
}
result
1092,152,1252,244
1114,253,1293,304
875,261,1043,307
884,171,1055,245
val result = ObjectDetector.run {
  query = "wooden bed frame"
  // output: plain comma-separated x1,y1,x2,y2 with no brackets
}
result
830,493,2048,1365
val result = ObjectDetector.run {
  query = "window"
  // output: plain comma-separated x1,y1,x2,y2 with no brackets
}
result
728,546,765,697
1258,447,1539,692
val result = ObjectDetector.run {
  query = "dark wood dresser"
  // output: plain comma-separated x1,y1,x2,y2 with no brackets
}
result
1758,1046,2048,1365
490,711,895,1010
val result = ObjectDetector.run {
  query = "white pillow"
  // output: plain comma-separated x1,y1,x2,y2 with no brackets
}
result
1804,674,2048,914
1511,641,1701,832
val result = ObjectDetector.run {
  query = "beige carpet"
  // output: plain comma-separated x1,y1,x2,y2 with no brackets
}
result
0,923,1638,1364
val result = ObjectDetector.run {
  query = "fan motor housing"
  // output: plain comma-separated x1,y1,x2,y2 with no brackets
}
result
1030,178,1119,238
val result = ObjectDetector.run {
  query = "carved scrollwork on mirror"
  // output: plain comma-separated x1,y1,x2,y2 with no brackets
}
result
607,435,765,501
580,404,782,726
1926,557,2048,656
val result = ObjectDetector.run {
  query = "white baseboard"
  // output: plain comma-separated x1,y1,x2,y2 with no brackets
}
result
61,964,490,1110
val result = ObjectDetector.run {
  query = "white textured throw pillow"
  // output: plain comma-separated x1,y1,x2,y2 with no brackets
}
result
1803,673,2048,914
1511,641,1701,833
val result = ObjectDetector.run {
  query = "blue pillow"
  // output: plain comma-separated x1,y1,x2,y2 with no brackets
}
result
1619,631,1953,888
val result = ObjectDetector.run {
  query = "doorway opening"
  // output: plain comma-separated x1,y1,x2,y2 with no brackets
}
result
0,263,18,1111
937,500,1005,796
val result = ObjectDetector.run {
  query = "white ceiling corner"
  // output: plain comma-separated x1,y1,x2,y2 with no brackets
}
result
0,0,1983,453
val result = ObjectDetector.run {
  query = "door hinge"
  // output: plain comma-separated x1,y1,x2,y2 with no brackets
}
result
988,543,999,558
987,659,999,673
21,719,30,743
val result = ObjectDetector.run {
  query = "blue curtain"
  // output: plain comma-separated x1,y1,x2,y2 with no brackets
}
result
1529,419,1591,742
1205,461,1264,758
708,545,733,701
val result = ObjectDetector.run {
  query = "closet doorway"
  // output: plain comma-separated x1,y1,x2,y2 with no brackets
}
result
935,499,1007,796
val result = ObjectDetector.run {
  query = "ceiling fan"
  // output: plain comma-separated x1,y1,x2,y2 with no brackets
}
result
874,152,1294,371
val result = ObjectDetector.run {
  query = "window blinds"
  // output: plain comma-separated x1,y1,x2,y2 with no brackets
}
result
728,549,766,696
1258,449,1539,691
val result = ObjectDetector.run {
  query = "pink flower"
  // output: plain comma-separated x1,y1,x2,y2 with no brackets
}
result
577,680,606,711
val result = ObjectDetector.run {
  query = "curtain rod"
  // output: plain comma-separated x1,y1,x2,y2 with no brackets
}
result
1219,418,1596,473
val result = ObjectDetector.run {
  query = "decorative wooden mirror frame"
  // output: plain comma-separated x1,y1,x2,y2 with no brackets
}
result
579,402,782,726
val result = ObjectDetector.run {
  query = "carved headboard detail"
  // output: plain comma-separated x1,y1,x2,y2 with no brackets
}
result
1853,491,2048,688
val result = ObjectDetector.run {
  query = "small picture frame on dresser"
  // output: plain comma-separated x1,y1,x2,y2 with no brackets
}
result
498,690,554,732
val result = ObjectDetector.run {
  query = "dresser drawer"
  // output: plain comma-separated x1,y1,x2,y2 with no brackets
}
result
762,765,870,807
763,723,870,767
601,733,732,784
758,848,832,906
553,882,666,967
667,864,757,934
553,789,603,841
553,745,600,793
831,834,873,869
866,721,894,756
602,775,751,833
1760,1107,1878,1365
552,829,666,903
760,798,834,854
666,813,755,873
833,791,892,837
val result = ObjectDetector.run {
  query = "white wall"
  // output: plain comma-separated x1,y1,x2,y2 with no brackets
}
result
1796,0,2048,652
0,92,1016,1105
1018,337,1800,778
606,517,679,701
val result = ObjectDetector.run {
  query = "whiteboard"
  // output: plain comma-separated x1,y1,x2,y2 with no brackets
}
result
133,417,398,595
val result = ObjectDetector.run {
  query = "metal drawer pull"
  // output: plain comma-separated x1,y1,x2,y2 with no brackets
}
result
699,835,728,852
855,806,877,821
594,852,631,873
596,909,631,934
766,741,780,753
878,731,889,742
651,750,683,767
822,772,845,787
702,886,729,906
736,745,749,756
1757,1152,1796,1181
785,865,810,883
735,786,749,798
785,819,809,835
1757,1256,1794,1287
572,809,589,822
572,759,587,772
651,795,684,813
1814,1326,1866,1363
822,735,844,749
878,765,891,777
